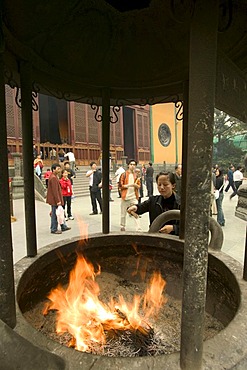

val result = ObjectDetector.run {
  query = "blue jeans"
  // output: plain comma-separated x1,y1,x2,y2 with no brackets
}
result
51,205,58,232
216,192,225,226
51,205,67,232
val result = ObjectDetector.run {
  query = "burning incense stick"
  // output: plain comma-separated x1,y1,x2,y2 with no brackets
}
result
130,211,143,231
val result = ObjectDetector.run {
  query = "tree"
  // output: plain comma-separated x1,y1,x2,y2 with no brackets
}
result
213,109,246,169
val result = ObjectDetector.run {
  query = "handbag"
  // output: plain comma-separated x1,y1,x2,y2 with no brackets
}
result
56,205,65,225
214,189,220,200
214,183,224,200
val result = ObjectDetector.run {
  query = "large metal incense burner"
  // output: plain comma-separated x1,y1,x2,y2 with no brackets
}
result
13,232,247,370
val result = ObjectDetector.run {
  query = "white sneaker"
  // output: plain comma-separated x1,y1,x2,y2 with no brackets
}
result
65,217,69,221
69,216,74,220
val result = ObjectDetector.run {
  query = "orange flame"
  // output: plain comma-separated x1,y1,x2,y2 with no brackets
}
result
43,255,167,352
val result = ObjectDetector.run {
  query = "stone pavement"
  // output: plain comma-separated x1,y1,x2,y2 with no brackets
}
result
11,182,246,266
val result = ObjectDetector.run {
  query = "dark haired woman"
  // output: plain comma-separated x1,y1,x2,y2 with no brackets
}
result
215,168,225,226
127,171,180,235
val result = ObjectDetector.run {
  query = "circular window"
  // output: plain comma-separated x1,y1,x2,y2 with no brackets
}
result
158,123,171,147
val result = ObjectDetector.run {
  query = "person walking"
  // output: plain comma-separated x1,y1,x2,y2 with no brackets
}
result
86,161,103,215
225,165,236,193
215,168,225,226
64,150,76,171
127,171,180,235
146,162,154,197
230,165,246,199
59,169,74,221
118,159,140,231
46,163,71,234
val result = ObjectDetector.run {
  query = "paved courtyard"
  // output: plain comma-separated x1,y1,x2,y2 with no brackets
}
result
11,181,247,266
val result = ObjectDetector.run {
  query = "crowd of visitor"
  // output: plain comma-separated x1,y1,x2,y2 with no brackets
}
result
32,147,246,235
32,148,77,234
211,163,247,227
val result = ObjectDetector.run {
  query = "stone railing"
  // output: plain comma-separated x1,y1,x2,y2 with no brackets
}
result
235,183,247,221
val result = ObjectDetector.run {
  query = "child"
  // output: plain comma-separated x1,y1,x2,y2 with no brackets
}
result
63,161,76,201
44,168,52,187
59,169,74,221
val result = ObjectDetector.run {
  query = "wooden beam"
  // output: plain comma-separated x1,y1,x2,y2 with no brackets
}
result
216,52,247,123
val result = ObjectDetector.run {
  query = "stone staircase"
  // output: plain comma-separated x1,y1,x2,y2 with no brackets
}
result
72,168,119,198
41,165,164,199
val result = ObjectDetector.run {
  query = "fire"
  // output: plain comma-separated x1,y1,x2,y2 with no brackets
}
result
43,255,167,352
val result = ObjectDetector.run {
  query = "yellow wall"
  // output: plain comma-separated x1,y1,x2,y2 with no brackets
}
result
152,103,182,164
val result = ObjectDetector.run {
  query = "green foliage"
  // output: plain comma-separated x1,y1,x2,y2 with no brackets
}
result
213,140,244,170
214,109,246,140
213,109,246,170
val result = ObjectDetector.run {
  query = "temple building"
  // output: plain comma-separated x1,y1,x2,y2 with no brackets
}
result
6,85,183,166
5,85,151,166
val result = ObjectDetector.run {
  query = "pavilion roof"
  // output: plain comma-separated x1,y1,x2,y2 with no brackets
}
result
2,0,247,111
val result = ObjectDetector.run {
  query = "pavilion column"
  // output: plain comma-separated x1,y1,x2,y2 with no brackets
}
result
179,80,189,239
180,1,219,369
243,225,247,281
20,61,37,256
0,16,16,327
101,89,111,234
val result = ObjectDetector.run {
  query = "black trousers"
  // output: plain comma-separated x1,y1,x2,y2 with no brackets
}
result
90,187,102,214
63,196,72,217
230,181,242,199
225,181,236,193
146,177,153,196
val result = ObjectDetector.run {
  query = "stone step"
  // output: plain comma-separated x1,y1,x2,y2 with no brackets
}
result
41,168,119,198
72,170,119,198
41,167,150,198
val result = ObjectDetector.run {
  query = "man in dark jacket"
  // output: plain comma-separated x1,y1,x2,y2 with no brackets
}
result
86,161,103,215
146,162,154,197
225,165,236,193
46,163,71,234
64,161,76,185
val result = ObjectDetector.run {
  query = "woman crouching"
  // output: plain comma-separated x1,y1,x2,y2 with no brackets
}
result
127,171,180,235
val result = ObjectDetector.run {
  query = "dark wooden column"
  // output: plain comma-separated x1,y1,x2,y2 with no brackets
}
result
180,1,219,369
243,225,247,281
0,17,16,327
20,62,37,256
179,80,189,239
101,89,110,234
